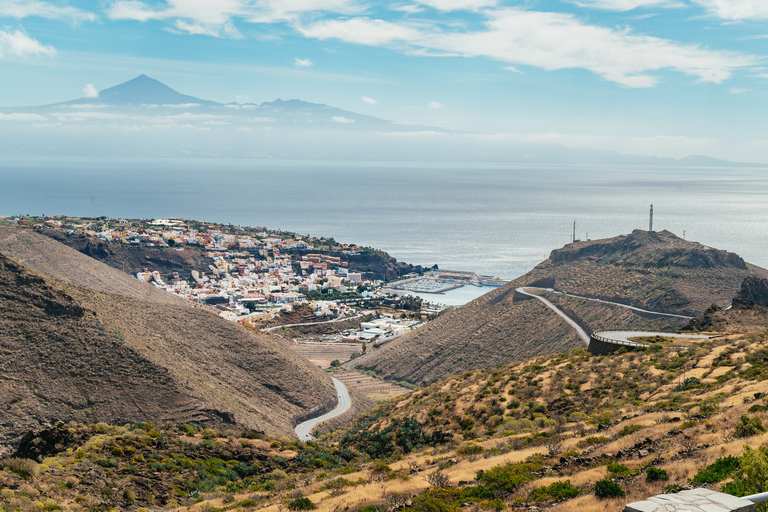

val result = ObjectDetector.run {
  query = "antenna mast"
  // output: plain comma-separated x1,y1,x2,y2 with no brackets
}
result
649,204,653,232
573,221,576,243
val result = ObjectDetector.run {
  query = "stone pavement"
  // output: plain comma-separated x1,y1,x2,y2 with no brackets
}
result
623,488,754,512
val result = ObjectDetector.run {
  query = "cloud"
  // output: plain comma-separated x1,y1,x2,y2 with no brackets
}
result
300,9,754,87
298,17,423,45
106,0,364,37
691,0,768,20
235,94,249,103
361,95,377,104
415,0,499,11
295,57,313,67
331,116,355,123
0,0,96,23
83,84,99,98
0,113,48,121
568,0,682,10
0,29,56,58
729,87,748,94
427,101,445,109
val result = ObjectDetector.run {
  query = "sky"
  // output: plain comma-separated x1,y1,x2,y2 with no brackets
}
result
1,0,768,162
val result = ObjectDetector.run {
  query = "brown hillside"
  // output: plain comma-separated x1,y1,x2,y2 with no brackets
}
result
0,228,337,440
0,225,182,304
43,229,211,280
356,230,766,385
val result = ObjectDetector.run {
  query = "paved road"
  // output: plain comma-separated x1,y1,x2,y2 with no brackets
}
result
516,287,590,343
596,331,713,344
541,288,694,319
294,377,351,441
262,314,362,333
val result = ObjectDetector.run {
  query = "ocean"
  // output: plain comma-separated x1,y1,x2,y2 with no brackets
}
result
3,157,767,293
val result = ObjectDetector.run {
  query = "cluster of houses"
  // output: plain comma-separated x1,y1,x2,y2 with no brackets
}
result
22,216,379,323
15,216,443,343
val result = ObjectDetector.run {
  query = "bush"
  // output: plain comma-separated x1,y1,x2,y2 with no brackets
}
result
594,480,625,499
734,415,766,438
576,436,607,449
617,424,644,437
288,497,317,510
646,467,669,482
530,480,583,501
691,456,740,484
606,462,632,477
0,458,39,478
457,444,484,456
123,489,136,504
475,460,542,493
722,445,768,503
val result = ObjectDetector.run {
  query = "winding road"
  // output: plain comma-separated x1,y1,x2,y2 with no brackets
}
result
541,288,694,320
515,287,590,343
294,377,351,441
516,287,713,347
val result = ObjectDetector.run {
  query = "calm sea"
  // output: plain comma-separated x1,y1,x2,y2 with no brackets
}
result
3,157,767,295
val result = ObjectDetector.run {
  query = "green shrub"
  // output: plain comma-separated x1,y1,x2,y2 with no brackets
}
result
617,424,643,437
457,444,484,456
0,458,39,478
576,436,607,449
476,459,542,493
734,415,766,438
722,445,768,505
530,480,583,501
123,489,136,504
409,489,460,512
606,462,632,477
287,497,317,511
646,468,669,482
691,456,740,484
594,480,625,499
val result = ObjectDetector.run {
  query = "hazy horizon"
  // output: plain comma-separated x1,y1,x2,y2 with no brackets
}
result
2,1,768,163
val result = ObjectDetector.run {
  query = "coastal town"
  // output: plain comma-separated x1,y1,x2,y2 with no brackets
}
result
10,215,485,343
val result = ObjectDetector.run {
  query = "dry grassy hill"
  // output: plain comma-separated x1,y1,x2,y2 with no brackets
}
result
356,230,767,385
6,323,768,512
0,224,338,440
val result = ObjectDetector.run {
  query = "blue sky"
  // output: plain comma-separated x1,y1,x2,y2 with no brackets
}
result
1,0,768,161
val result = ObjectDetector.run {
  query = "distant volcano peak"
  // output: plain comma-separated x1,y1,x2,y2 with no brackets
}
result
63,74,218,106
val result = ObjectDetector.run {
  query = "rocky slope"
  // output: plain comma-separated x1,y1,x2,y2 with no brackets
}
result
0,225,337,440
356,230,767,385
42,230,211,280
685,276,768,333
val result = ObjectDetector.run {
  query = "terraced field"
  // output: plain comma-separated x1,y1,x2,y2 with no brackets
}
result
331,369,412,402
289,342,364,368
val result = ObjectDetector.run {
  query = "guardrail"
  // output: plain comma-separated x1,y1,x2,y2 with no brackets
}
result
744,491,768,504
591,333,649,349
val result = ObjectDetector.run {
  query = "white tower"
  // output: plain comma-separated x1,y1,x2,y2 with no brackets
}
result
649,204,654,232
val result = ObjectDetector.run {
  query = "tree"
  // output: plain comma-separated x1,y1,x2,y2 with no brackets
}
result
330,360,342,368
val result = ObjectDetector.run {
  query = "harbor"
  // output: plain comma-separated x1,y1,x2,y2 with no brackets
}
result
381,270,509,306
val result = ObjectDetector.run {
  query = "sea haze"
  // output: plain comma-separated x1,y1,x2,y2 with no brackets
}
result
2,157,767,281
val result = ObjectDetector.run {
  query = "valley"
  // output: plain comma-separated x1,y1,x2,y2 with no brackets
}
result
3,218,768,512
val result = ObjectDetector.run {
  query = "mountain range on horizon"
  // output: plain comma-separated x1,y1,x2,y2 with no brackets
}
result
0,74,760,166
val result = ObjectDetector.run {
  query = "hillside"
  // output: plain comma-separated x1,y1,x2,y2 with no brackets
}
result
0,225,338,440
5,327,768,512
356,230,766,385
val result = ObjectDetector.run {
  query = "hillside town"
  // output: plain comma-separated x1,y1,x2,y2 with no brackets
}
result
12,215,444,338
